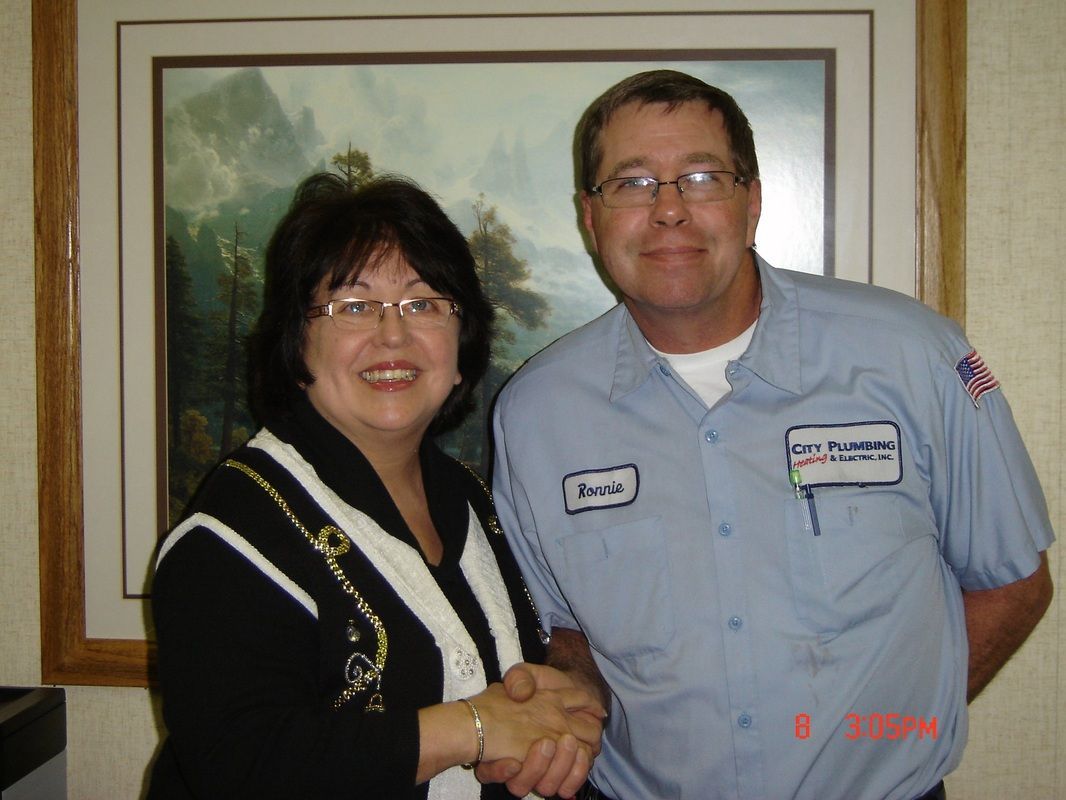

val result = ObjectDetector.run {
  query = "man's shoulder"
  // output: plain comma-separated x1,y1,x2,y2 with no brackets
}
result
500,304,624,397
777,266,966,352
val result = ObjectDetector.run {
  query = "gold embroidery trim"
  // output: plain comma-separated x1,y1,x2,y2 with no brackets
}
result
223,459,388,712
459,462,505,536
459,462,549,646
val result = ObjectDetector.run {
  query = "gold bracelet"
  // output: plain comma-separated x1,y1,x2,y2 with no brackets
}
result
459,698,484,769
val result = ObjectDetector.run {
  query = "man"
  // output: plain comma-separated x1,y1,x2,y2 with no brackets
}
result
487,70,1054,800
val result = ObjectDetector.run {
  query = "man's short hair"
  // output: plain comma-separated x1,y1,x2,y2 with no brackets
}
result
575,69,760,192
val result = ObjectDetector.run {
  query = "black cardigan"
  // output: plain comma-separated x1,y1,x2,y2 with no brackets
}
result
148,399,544,799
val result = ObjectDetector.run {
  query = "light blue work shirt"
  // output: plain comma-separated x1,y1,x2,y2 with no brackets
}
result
492,257,1053,800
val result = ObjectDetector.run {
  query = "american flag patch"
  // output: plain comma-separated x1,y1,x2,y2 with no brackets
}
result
955,349,1000,408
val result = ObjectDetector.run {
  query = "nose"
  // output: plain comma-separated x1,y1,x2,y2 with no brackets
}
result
374,305,411,346
650,181,690,227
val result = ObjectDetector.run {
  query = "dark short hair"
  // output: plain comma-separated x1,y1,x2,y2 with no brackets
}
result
251,172,493,433
575,69,760,191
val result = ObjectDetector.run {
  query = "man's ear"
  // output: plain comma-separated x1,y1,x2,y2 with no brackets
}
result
580,191,600,254
745,178,762,248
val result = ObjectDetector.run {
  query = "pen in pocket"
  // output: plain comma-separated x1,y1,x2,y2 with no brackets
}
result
789,468,822,536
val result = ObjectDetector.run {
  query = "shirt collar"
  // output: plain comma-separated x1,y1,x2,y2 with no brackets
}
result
607,252,806,400
741,253,804,395
610,306,660,402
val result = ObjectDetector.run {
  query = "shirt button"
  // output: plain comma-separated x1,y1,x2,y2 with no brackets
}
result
737,713,753,729
704,429,719,443
728,616,743,631
718,522,732,537
658,363,671,377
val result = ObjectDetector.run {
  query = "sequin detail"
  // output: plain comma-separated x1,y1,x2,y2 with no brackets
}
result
452,647,479,680
345,621,362,643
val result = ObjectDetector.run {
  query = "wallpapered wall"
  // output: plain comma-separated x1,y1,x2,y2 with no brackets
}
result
950,0,1065,795
1,1,1062,797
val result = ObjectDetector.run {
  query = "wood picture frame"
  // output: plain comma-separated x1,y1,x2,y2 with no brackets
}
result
33,0,965,687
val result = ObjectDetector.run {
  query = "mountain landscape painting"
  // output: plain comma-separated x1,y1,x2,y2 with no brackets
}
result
159,58,826,526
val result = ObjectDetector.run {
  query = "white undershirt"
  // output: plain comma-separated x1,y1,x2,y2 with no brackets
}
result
650,320,758,408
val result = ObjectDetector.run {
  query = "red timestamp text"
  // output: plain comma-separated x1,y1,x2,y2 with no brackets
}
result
793,713,938,740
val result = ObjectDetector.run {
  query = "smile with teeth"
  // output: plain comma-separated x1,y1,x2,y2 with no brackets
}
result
361,367,418,383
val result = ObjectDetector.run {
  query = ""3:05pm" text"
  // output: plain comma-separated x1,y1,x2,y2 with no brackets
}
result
794,713,938,740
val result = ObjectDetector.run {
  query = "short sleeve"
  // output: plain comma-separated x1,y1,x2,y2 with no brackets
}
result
932,349,1054,589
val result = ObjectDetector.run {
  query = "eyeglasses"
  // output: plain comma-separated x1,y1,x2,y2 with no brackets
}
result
306,297,461,330
591,170,747,208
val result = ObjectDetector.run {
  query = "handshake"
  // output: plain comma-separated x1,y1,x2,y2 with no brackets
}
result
468,660,608,799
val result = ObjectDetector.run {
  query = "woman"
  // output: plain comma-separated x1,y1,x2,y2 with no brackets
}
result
148,173,601,799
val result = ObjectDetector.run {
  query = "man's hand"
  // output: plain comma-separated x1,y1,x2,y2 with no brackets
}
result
502,661,606,724
477,735,591,799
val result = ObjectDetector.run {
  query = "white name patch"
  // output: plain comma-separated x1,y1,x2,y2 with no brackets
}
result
785,421,903,487
562,464,639,514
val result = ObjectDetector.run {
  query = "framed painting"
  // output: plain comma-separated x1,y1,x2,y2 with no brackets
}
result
34,0,965,686
153,55,833,535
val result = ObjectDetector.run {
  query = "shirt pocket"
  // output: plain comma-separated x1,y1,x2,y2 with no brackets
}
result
557,516,675,658
783,492,926,636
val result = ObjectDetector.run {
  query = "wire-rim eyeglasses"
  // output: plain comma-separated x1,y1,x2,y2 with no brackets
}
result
305,297,461,330
591,170,747,208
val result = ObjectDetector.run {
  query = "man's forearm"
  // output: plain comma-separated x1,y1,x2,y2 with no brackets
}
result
963,551,1053,702
548,627,612,713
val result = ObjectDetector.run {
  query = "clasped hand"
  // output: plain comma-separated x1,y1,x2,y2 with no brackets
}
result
472,663,605,799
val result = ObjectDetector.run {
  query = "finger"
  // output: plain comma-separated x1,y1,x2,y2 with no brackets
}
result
474,757,521,785
504,738,556,798
557,688,608,719
556,744,592,799
503,663,537,702
560,708,603,750
532,734,581,798
568,708,605,755
514,662,577,693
